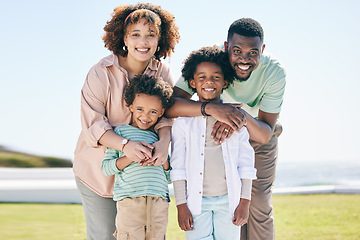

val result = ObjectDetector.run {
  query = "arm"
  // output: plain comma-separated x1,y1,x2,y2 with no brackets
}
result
233,178,252,226
244,65,285,143
101,147,121,176
115,156,134,170
173,180,194,231
166,87,244,130
80,67,114,148
210,107,278,145
163,158,171,184
170,120,194,231
150,125,172,166
101,148,134,174
169,119,188,182
99,130,154,164
236,127,257,179
82,66,154,162
241,109,279,144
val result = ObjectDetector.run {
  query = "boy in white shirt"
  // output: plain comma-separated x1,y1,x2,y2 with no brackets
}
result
170,46,257,239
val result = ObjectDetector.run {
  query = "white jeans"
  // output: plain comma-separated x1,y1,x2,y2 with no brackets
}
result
75,177,117,240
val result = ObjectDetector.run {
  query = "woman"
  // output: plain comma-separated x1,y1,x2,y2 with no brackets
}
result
73,3,180,239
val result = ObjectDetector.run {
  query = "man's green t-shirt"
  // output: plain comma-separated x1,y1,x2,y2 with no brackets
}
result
175,52,286,118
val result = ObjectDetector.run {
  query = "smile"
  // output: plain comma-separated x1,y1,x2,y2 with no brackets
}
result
236,64,251,71
203,88,215,92
136,48,150,53
139,119,150,124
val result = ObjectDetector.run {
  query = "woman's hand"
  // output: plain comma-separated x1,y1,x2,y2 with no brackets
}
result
122,141,153,164
145,126,171,166
146,139,169,166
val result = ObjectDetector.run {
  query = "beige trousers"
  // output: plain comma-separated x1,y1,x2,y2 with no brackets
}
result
241,122,283,240
114,196,169,240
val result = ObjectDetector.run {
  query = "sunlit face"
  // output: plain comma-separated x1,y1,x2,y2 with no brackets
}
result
129,93,165,130
225,34,265,81
190,62,228,103
124,18,159,64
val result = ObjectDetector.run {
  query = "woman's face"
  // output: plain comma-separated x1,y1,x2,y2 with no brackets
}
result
124,18,159,64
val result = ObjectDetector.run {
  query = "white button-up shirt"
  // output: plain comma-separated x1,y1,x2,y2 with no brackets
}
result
170,116,257,216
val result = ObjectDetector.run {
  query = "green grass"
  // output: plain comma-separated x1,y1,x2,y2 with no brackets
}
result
1,195,359,239
274,194,360,240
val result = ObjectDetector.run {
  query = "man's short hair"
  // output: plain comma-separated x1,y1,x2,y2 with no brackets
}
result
227,18,264,42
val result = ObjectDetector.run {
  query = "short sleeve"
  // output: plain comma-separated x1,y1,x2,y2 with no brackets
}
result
175,76,193,95
259,64,286,114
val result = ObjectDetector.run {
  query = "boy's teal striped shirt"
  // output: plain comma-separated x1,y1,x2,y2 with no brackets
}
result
101,124,171,201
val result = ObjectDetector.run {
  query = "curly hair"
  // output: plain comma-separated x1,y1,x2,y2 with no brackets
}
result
102,3,180,60
124,75,174,109
181,46,235,93
227,18,264,43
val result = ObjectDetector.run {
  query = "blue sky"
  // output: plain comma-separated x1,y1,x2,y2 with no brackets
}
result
1,0,359,164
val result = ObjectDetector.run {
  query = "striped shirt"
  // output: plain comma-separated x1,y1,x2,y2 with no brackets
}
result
101,124,171,201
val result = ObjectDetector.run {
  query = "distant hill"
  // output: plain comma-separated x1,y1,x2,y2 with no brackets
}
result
0,146,72,168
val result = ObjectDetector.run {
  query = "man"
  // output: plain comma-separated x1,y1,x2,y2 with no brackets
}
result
168,18,286,240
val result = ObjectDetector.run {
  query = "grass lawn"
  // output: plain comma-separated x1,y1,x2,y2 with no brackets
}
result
1,194,359,239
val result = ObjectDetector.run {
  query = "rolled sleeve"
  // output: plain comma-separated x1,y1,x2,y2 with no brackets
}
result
170,119,187,182
80,66,113,147
236,127,257,180
238,167,257,180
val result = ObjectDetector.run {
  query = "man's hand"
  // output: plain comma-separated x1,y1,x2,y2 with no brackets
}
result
209,104,246,144
177,203,194,231
206,103,245,132
211,122,235,145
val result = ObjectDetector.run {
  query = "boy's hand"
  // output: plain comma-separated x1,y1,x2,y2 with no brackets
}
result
232,199,250,226
177,204,194,231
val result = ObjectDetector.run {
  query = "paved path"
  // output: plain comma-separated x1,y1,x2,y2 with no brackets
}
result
1,168,359,204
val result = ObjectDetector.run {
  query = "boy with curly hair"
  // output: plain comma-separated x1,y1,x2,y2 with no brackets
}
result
101,74,174,239
170,46,257,239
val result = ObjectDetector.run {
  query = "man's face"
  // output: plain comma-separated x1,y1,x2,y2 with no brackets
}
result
225,34,265,81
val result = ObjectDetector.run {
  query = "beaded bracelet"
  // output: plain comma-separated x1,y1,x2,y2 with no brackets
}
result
201,101,211,117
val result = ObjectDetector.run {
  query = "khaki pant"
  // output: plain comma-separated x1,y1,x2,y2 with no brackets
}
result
241,122,282,240
114,196,169,240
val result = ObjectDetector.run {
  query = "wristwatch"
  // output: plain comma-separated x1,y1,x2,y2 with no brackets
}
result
121,138,129,152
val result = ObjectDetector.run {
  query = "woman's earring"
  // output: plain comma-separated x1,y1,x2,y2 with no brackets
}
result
157,46,160,52
123,45,128,51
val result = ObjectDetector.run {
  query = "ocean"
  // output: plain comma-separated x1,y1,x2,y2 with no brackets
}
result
274,159,360,188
